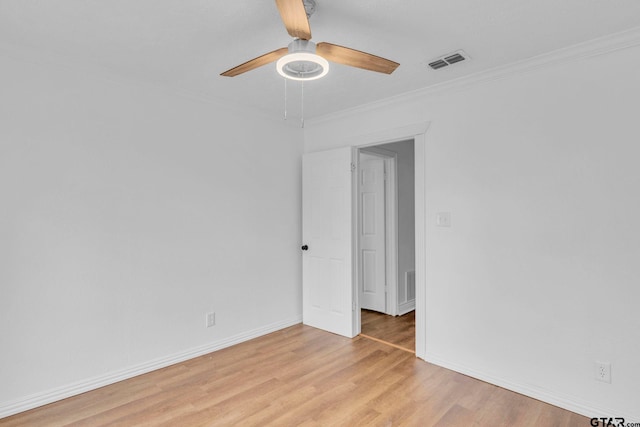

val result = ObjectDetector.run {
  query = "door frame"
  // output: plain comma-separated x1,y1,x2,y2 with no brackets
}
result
350,122,429,359
357,147,398,316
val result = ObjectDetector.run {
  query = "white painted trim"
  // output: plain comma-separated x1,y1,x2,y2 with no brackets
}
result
5,24,640,126
414,132,427,360
397,300,415,316
423,352,640,423
347,122,429,359
351,147,361,338
306,25,640,126
0,316,302,419
347,123,430,150
384,156,398,317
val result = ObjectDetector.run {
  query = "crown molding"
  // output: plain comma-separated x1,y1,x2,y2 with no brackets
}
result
306,25,640,127
4,24,640,130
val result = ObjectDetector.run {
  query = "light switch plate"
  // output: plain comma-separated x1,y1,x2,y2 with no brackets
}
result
436,212,451,227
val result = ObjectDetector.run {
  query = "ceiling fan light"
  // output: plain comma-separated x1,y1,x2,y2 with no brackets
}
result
277,52,329,81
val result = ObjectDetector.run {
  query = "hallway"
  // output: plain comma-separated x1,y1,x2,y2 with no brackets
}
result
360,309,415,353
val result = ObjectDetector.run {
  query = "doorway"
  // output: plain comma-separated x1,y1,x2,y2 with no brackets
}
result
358,140,415,352
300,121,427,356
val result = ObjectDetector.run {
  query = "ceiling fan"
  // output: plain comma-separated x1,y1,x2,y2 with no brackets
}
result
220,0,399,81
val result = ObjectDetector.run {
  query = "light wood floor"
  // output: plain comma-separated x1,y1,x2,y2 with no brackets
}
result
1,324,588,427
361,309,415,352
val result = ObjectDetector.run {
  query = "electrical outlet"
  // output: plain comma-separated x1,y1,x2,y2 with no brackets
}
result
206,312,216,328
594,361,611,383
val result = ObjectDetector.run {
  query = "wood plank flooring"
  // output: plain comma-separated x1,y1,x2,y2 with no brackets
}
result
360,309,415,352
1,324,588,426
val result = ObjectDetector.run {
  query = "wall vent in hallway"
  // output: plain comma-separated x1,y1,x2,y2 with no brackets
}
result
406,270,416,301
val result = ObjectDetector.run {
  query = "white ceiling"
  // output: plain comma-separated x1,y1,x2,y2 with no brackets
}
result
2,0,640,119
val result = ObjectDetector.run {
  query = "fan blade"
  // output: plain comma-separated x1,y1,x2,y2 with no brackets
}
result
316,42,399,74
275,0,312,40
221,47,289,77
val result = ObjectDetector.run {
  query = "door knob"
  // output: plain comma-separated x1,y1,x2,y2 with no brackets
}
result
301,245,309,251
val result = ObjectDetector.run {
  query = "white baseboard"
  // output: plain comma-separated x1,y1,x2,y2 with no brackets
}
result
398,300,415,316
422,352,640,424
0,315,302,419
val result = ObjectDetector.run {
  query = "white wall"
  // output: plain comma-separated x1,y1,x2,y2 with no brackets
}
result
0,48,303,415
304,42,640,419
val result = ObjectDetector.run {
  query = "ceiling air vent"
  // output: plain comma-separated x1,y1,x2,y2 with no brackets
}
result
428,50,469,70
428,59,448,70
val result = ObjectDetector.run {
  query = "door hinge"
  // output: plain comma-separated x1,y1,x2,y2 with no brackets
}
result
350,162,356,172
352,302,356,311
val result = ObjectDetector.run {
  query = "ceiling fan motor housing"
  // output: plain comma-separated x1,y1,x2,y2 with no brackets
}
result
290,39,315,54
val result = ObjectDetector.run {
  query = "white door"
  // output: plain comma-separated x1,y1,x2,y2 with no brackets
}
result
358,153,387,313
302,147,356,338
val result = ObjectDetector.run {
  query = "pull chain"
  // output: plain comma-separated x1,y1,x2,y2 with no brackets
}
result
282,78,305,128
284,78,287,121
